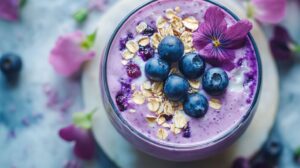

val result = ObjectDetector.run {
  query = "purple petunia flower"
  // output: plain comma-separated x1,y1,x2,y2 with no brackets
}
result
248,0,286,24
193,6,252,63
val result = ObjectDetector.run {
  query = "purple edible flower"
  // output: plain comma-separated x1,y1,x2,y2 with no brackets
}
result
59,124,95,160
270,26,300,61
193,7,252,63
0,0,19,21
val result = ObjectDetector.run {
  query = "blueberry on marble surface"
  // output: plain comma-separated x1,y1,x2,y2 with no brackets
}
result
179,52,206,79
158,36,184,63
0,53,22,77
163,74,189,102
183,93,208,118
202,68,229,96
145,58,170,82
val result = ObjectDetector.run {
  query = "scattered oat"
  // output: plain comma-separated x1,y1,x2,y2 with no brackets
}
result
163,101,174,115
173,113,187,129
209,98,222,110
189,80,201,89
170,124,181,134
138,36,150,46
151,33,162,48
146,115,157,123
157,128,168,140
142,81,152,90
147,98,161,112
156,16,168,29
136,22,148,33
132,91,145,105
126,40,139,53
156,116,166,125
182,16,199,31
162,123,171,128
159,26,174,37
151,82,163,93
165,8,177,19
122,49,135,60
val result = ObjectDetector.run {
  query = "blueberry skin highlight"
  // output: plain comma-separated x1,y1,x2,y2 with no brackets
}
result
163,74,189,102
202,68,229,96
145,58,170,82
0,53,22,77
158,36,184,63
183,93,208,118
179,52,206,79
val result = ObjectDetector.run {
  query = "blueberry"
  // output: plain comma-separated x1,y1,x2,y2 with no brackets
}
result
138,45,155,61
202,68,229,96
0,53,22,77
262,135,283,163
163,75,189,102
179,52,206,79
145,58,170,82
232,157,250,168
126,62,141,79
183,93,208,118
158,36,184,63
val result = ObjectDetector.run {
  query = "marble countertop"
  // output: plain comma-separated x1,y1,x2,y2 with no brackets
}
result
0,0,299,167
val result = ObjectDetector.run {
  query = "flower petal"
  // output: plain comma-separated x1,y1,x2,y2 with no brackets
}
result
251,0,286,24
193,6,227,51
0,0,19,21
204,6,226,30
49,31,95,77
202,43,234,62
269,26,293,60
59,124,96,160
223,20,253,49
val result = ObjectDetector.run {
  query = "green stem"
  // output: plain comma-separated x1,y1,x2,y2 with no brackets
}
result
246,2,255,19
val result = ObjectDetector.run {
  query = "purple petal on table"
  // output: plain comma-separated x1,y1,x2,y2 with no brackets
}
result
89,0,107,11
49,31,95,77
251,0,286,24
0,0,19,21
59,124,96,160
223,20,253,49
269,26,293,60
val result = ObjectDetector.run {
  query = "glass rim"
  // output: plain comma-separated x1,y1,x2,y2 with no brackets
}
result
101,0,262,150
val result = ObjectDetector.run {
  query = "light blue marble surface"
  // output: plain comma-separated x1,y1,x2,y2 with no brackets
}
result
0,0,299,168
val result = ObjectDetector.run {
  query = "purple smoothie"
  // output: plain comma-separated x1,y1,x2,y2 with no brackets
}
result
101,0,261,161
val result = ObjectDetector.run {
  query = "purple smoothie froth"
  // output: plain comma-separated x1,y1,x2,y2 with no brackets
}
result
101,0,261,160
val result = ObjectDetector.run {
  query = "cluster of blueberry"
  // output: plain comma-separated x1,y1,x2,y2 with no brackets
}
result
145,36,229,118
0,53,22,83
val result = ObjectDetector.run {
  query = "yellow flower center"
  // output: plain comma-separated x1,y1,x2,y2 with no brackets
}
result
212,39,221,47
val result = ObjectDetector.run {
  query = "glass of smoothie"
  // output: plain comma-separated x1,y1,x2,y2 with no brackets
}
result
100,0,262,161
